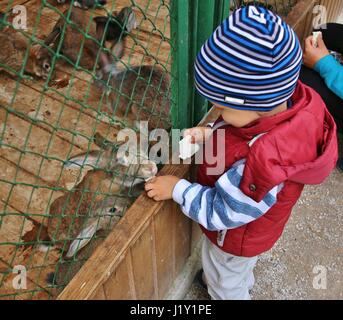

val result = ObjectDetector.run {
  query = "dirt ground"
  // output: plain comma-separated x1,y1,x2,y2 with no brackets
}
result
185,134,343,300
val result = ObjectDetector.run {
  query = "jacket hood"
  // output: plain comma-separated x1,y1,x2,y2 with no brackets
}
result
237,81,338,202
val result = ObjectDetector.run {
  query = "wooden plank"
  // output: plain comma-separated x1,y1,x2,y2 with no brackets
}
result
0,157,63,223
0,108,88,189
319,0,343,22
102,253,135,300
90,285,107,300
0,76,120,150
0,201,33,244
173,201,191,276
130,225,156,299
152,203,174,299
0,201,35,268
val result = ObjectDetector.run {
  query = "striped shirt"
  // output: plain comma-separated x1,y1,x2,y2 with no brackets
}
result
172,159,284,231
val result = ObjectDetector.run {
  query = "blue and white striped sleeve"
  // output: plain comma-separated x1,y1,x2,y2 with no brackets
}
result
172,160,283,231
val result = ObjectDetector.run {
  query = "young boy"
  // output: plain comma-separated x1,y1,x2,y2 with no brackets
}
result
145,6,338,300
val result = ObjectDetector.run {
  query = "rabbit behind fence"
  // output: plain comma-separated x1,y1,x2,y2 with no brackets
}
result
65,194,133,258
0,14,53,79
64,132,158,187
23,139,157,257
36,6,136,73
99,67,172,131
96,39,172,131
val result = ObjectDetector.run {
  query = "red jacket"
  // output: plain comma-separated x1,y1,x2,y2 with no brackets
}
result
197,81,338,257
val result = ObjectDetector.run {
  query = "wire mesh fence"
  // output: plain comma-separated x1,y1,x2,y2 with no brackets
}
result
0,0,174,299
0,0,300,300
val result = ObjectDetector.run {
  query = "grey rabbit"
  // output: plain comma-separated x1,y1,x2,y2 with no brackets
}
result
64,132,158,187
65,195,133,258
97,41,172,131
36,6,136,74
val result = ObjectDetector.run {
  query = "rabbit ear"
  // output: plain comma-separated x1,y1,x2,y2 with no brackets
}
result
111,40,124,59
30,44,41,59
64,151,102,169
65,222,98,258
116,153,130,166
44,26,62,48
125,9,137,32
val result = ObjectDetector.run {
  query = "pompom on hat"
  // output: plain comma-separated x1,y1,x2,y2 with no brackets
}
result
194,5,303,111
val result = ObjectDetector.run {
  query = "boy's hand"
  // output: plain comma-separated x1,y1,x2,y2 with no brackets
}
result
184,127,212,144
145,175,181,201
303,34,330,69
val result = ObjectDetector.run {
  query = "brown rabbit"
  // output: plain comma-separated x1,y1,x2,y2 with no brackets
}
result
92,13,171,131
64,134,158,187
37,6,136,71
27,138,157,257
65,195,132,258
0,27,53,79
97,44,171,130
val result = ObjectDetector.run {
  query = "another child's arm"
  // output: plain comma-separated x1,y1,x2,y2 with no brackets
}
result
145,160,284,231
303,35,343,99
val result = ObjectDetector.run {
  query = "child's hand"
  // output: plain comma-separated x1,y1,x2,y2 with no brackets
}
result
303,34,330,69
183,127,213,144
145,175,181,201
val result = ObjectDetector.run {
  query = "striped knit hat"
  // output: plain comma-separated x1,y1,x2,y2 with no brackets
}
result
194,5,303,111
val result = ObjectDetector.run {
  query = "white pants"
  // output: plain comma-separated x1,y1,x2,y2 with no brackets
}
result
202,237,258,300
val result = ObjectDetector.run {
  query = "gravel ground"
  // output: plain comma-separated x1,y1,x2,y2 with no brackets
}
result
185,135,343,300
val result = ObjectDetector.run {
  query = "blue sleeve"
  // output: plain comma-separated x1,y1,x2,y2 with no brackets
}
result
172,160,283,231
314,54,343,100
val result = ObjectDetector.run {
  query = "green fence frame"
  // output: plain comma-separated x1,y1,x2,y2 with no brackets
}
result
171,0,231,129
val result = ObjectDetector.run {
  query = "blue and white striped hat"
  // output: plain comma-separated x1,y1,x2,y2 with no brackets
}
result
194,5,303,111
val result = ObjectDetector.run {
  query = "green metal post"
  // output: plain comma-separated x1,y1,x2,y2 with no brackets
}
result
171,0,192,129
192,0,231,126
171,0,231,129
191,0,216,126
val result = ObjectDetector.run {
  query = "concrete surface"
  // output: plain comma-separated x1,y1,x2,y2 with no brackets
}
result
184,134,343,300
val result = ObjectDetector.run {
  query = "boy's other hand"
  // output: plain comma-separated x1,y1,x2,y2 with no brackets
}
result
183,127,213,144
303,34,330,69
145,175,181,201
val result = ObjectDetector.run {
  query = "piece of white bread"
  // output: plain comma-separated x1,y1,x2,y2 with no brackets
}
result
179,135,200,160
313,31,322,47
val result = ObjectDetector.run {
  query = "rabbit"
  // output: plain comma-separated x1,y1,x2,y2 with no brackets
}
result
36,6,136,72
26,170,119,254
0,27,54,79
35,135,157,258
93,7,137,46
30,170,131,257
53,0,107,9
96,42,172,131
64,136,158,187
65,195,133,258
